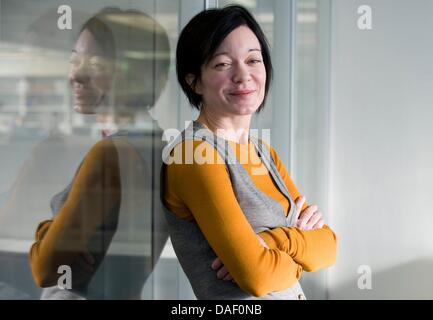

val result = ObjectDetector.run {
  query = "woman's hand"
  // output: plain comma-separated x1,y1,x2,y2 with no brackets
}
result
74,251,95,274
211,234,268,283
294,196,324,230
211,257,234,282
210,197,325,284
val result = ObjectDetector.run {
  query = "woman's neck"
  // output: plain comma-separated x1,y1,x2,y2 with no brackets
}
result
197,110,251,145
97,113,118,136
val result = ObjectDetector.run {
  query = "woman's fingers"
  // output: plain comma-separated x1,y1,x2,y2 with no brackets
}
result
75,254,95,273
82,251,95,265
211,257,222,270
216,266,229,280
294,196,306,220
296,204,318,229
212,257,234,281
312,219,325,229
305,211,323,230
223,273,233,281
257,234,269,249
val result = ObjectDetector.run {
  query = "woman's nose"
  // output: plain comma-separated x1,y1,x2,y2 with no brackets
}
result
232,63,251,83
70,62,90,84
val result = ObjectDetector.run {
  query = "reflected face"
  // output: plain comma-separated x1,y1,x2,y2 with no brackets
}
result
69,29,114,114
195,25,266,116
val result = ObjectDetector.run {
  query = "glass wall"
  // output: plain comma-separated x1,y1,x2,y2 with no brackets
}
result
0,0,205,299
219,0,295,166
292,0,331,299
0,0,327,299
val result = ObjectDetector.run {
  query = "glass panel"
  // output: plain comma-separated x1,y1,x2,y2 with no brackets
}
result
218,0,292,166
293,0,331,299
0,0,201,300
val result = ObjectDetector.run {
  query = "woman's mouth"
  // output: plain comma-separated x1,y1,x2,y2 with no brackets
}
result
73,89,94,101
74,89,86,97
229,90,256,97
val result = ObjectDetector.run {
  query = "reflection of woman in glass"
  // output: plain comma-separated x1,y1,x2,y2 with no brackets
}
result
162,5,336,300
29,8,170,299
69,17,114,115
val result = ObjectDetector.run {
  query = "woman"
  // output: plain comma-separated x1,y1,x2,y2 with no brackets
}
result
29,8,170,299
162,5,337,300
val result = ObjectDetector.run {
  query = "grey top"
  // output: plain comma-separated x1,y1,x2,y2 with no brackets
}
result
162,121,306,300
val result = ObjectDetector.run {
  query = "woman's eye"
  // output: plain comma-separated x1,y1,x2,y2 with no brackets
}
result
69,55,79,65
214,62,230,69
91,61,105,70
249,59,262,64
90,57,112,73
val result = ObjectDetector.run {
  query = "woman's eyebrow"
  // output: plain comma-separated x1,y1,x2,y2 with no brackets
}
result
211,48,262,59
211,52,228,59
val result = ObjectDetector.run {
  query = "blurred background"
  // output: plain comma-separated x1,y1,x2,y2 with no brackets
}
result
0,0,432,299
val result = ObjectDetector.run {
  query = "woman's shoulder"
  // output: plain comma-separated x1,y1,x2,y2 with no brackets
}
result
255,138,280,163
89,138,117,153
165,139,223,166
82,138,119,165
171,138,216,150
92,137,117,149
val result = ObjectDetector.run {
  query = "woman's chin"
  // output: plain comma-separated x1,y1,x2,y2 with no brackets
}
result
73,104,96,114
232,105,260,116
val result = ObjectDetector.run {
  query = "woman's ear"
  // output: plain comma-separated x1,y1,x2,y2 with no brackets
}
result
185,74,201,94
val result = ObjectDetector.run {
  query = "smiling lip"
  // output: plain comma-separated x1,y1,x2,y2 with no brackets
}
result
74,92,87,100
230,90,255,96
73,88,91,99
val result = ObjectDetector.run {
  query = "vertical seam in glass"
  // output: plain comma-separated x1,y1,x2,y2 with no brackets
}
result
177,0,183,130
177,0,184,299
324,0,333,300
289,0,297,175
150,0,156,300
151,0,157,300
205,0,219,9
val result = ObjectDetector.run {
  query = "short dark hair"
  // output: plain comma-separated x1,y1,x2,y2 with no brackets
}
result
79,12,116,62
176,5,273,112
80,8,170,112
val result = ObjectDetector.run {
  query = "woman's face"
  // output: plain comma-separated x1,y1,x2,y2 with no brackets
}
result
195,25,266,117
69,29,114,114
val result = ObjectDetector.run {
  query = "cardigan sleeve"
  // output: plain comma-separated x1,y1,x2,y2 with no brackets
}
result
258,146,337,272
164,140,303,297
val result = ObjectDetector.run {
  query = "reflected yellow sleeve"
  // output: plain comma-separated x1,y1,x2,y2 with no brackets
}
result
29,139,121,287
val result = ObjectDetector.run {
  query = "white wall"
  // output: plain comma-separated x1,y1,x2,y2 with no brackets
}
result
329,0,433,299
